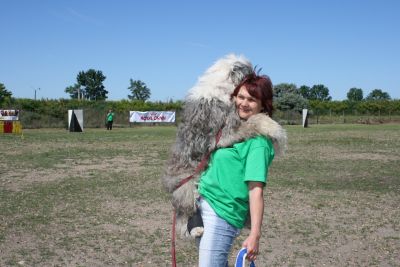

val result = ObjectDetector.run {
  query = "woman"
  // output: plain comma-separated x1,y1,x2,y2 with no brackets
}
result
197,73,282,266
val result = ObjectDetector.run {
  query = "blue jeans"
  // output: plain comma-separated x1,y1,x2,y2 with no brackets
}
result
198,197,240,267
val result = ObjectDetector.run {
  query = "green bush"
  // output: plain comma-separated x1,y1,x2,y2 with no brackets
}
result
4,98,400,128
8,98,183,128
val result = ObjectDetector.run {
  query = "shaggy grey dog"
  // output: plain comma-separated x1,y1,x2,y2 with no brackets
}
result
161,54,254,237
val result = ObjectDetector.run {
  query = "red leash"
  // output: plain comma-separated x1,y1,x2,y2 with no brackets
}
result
171,128,223,267
172,211,177,267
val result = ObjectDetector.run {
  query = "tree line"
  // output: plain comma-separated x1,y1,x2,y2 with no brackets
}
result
1,68,394,105
1,69,398,119
273,83,393,113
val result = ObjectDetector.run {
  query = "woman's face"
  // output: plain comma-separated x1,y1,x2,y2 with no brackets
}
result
235,86,263,120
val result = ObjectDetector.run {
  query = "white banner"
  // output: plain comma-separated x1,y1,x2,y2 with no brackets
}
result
0,110,20,121
129,111,175,123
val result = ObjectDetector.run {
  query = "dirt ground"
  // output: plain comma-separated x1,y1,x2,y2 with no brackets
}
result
0,127,399,266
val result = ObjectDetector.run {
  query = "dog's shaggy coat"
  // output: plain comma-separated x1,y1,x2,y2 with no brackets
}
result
161,54,287,238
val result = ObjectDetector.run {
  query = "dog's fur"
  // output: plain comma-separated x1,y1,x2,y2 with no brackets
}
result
161,54,253,237
161,54,287,238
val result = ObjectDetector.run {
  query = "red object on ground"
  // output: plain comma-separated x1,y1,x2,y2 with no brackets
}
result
3,121,13,133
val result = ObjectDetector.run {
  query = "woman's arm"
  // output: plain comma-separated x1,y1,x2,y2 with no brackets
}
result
242,181,264,261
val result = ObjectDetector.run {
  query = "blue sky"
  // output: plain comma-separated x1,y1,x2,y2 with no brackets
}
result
1,0,399,101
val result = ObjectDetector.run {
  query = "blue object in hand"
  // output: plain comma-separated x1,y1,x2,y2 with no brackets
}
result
235,248,256,267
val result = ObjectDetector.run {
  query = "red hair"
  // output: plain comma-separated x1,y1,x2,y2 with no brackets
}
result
231,73,274,117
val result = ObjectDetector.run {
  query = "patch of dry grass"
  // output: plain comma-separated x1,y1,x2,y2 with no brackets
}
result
0,124,399,266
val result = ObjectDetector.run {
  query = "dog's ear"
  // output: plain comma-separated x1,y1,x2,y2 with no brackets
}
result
229,61,253,86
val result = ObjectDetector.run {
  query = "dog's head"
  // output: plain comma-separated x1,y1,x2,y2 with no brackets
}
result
187,54,253,104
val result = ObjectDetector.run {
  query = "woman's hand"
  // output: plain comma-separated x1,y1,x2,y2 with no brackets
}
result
242,233,260,261
242,181,264,261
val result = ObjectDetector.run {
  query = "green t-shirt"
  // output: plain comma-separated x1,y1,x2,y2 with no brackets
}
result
198,135,274,228
107,112,114,122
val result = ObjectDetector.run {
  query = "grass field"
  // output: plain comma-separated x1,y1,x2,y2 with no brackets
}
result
0,124,399,266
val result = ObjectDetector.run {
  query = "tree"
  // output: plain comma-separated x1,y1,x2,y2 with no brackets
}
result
309,84,332,101
65,83,83,100
298,85,311,99
366,89,391,100
273,83,308,112
275,92,309,112
347,87,363,102
76,69,108,100
273,83,297,98
128,79,151,101
0,83,12,107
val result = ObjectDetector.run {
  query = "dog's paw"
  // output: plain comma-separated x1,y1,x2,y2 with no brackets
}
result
189,226,204,237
